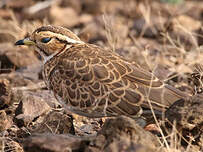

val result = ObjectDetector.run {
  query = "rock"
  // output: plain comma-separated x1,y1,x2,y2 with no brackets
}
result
31,110,75,135
22,1,51,20
190,64,203,94
164,15,201,49
5,0,33,9
81,0,102,15
0,73,38,91
0,33,16,43
81,15,128,48
59,0,82,13
80,20,107,44
165,94,203,149
16,63,43,81
79,14,93,25
23,134,91,152
0,79,11,109
132,18,159,38
0,110,12,132
14,91,51,127
103,15,129,49
50,6,79,27
116,0,142,18
169,15,201,32
0,43,39,73
23,116,162,152
166,94,203,130
86,116,162,151
73,115,102,136
0,137,24,152
0,9,13,20
197,27,203,46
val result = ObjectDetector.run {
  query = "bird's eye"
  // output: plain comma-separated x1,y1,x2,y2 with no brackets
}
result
41,37,51,43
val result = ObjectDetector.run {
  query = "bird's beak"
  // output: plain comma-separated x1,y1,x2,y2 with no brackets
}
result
15,38,35,46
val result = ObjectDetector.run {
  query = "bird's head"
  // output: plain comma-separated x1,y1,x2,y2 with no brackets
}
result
15,25,84,60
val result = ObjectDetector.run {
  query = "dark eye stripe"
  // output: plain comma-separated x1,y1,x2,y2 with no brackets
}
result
56,37,71,44
41,37,51,43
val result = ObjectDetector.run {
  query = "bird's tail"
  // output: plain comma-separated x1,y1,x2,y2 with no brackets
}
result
137,84,190,111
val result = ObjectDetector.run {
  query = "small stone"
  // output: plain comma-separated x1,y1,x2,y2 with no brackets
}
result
23,134,90,152
14,91,51,127
0,43,39,73
31,110,74,135
170,15,201,32
0,110,12,132
50,6,79,27
0,137,24,152
0,79,11,109
165,94,203,149
86,116,162,151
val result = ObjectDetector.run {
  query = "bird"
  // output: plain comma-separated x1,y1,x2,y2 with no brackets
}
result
15,25,189,121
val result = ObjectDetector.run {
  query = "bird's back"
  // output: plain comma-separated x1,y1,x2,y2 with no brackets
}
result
43,43,189,118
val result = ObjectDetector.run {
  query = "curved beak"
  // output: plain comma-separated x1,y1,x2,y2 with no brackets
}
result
15,38,35,46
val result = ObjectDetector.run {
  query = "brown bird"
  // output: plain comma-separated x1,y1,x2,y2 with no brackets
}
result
15,25,189,120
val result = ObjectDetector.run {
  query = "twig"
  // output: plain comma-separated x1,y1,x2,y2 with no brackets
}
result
12,81,46,91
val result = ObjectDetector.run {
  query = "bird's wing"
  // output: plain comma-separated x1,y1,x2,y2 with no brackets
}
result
53,44,188,117
87,44,189,110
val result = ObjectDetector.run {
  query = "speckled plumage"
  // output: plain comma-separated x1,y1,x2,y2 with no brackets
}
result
16,25,189,119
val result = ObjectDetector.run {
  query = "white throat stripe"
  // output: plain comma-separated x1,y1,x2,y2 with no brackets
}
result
64,35,84,44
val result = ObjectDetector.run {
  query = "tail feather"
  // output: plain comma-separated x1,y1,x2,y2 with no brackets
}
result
137,84,190,111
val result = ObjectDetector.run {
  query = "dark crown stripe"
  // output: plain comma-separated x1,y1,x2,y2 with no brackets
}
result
34,26,81,41
35,26,58,33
